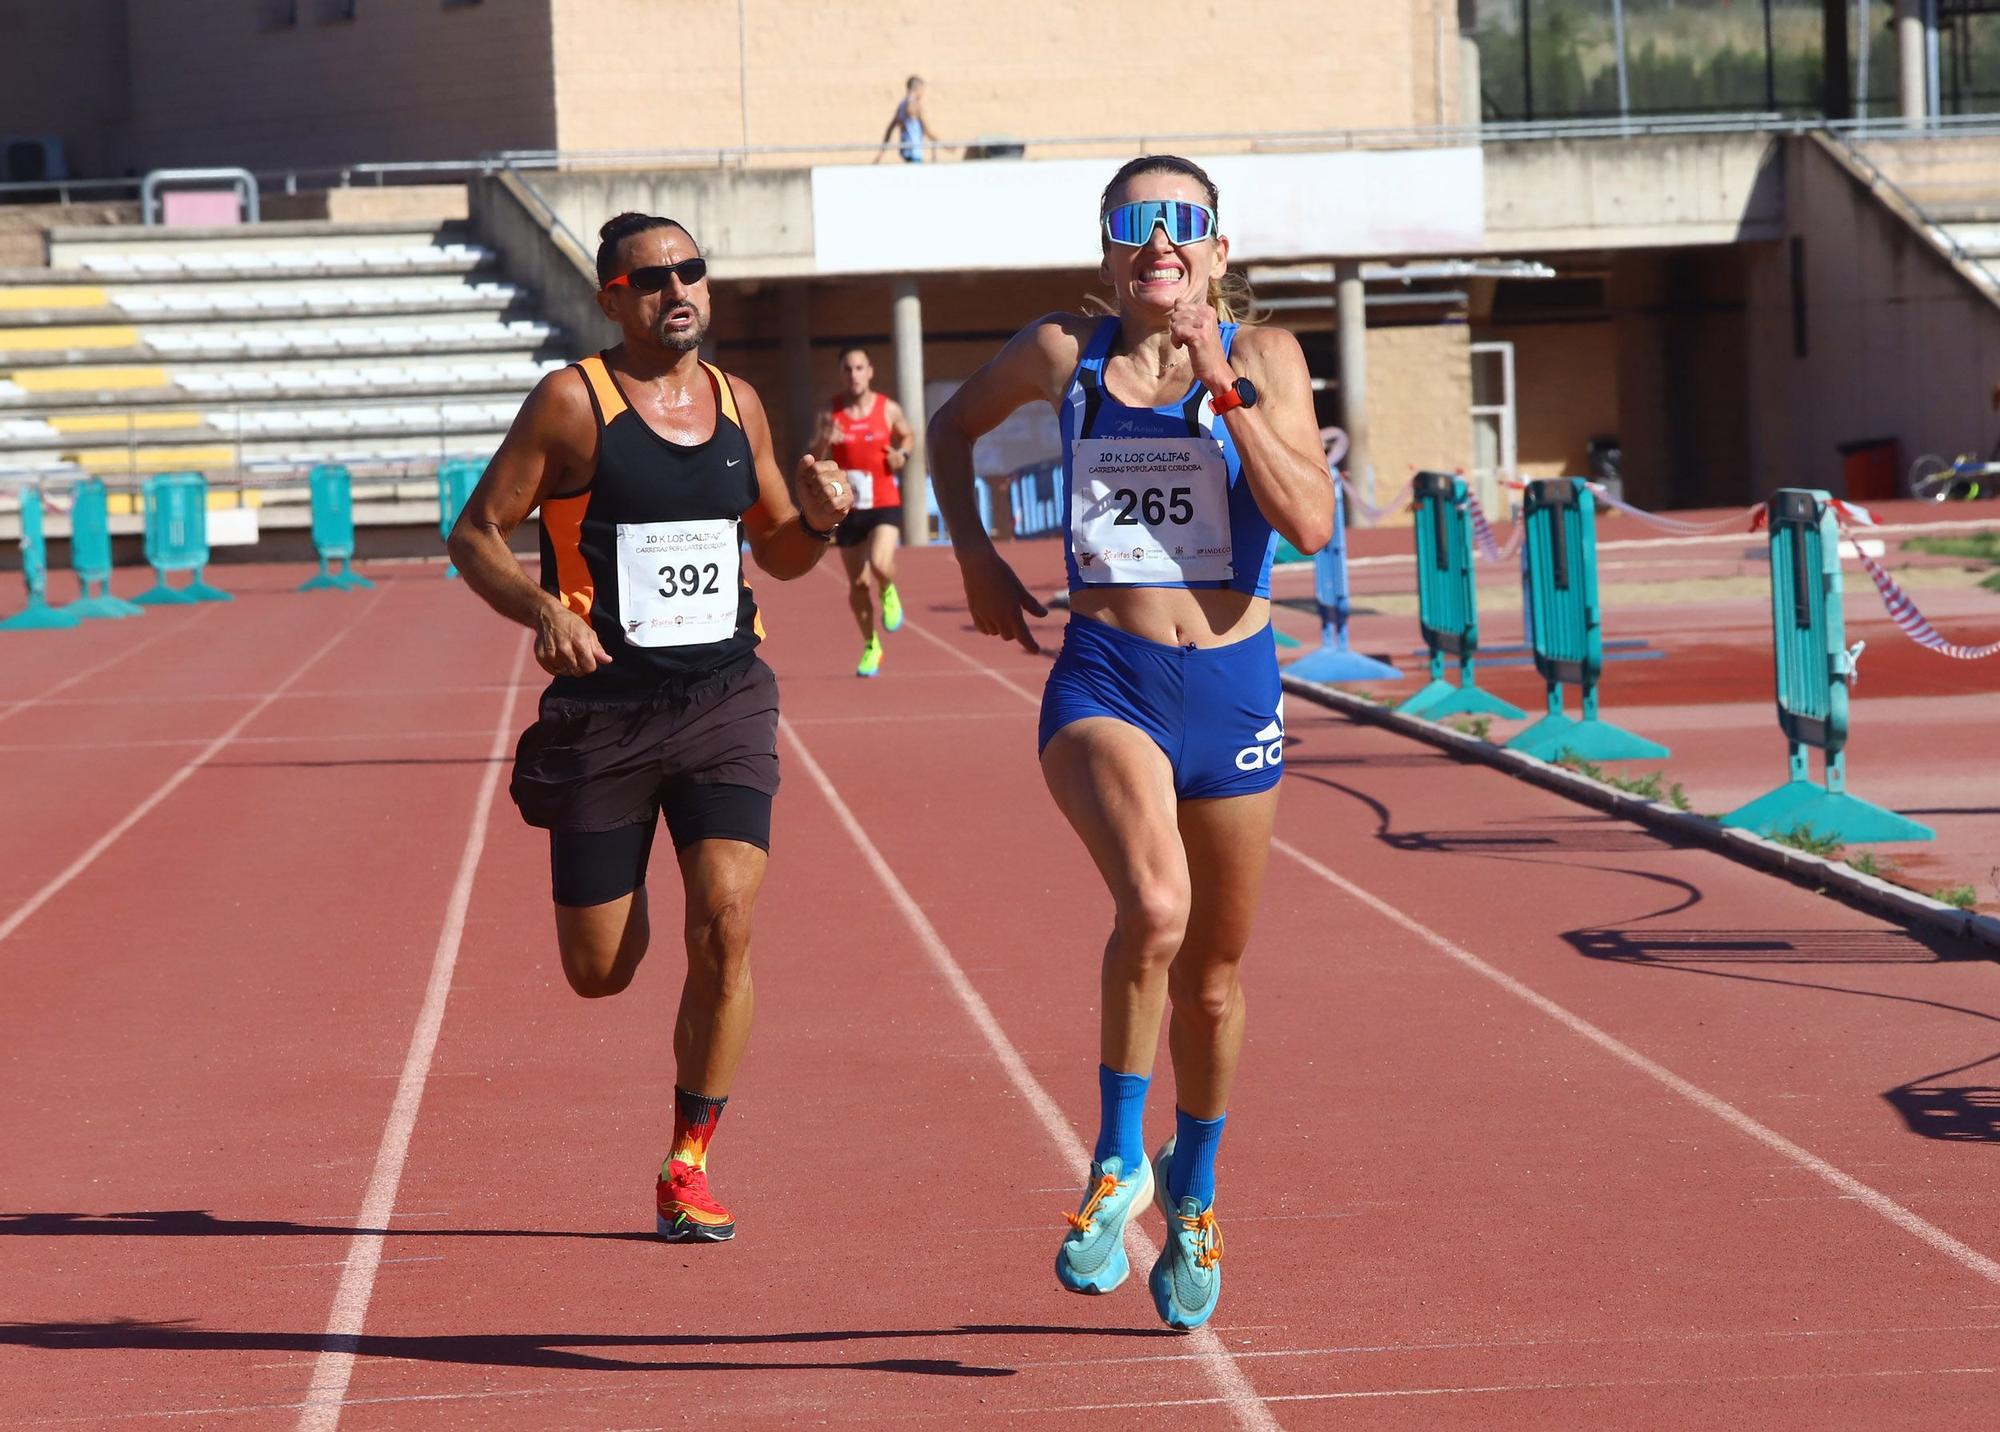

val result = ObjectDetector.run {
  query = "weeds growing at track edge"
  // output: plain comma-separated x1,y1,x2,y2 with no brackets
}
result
1931,884,1978,910
1848,852,1897,878
1448,716,1492,741
1770,825,1846,859
1552,753,1689,810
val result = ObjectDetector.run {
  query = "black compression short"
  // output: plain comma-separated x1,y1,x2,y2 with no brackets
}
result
834,505,902,548
511,657,781,907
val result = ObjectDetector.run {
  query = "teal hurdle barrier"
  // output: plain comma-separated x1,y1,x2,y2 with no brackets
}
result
133,472,232,605
2,487,82,631
1287,478,1399,683
300,464,374,593
1505,478,1668,762
1395,471,1524,719
66,478,144,619
1720,489,1931,844
436,457,483,578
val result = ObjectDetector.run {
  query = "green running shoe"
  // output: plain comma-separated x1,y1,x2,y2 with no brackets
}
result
1055,1153,1154,1294
856,636,883,677
1149,1137,1223,1330
880,582,904,633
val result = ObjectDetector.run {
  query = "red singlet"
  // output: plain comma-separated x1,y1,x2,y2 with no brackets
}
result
827,392,898,509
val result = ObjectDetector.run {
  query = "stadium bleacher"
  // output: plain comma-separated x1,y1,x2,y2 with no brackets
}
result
0,220,564,515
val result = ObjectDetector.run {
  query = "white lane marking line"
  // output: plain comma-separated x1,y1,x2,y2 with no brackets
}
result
913,604,2000,1290
295,640,527,1432
0,728,497,754
0,608,212,727
10,680,540,710
1271,835,2000,1288
0,591,386,951
896,604,1047,707
779,716,1280,1432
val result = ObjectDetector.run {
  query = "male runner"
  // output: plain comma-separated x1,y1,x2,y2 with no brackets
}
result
876,76,938,164
447,211,852,1242
811,346,915,676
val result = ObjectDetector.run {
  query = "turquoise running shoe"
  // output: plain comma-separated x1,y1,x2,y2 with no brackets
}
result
1148,1137,1223,1330
1055,1154,1154,1294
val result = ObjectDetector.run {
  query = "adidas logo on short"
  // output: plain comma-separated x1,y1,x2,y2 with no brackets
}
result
1234,697,1285,772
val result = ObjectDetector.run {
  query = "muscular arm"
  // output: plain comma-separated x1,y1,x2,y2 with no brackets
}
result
446,369,612,676
1216,326,1335,554
883,399,916,471
926,313,1084,650
734,374,852,580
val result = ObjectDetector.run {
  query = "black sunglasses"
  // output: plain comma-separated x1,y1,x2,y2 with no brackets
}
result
603,257,709,293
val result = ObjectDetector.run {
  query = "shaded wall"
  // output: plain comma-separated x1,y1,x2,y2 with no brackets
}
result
1744,135,2000,499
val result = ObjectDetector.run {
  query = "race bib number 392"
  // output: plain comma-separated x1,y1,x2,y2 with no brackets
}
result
1069,437,1233,584
614,519,741,648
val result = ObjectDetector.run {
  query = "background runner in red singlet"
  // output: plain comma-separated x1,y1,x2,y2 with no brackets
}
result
811,347,916,677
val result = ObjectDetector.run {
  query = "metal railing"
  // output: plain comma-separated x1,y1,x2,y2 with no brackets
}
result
9,110,2000,207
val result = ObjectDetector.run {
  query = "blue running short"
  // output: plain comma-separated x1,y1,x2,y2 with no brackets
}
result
1038,615,1285,800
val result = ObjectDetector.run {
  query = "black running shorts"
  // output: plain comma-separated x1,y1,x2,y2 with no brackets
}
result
510,657,780,906
834,505,902,549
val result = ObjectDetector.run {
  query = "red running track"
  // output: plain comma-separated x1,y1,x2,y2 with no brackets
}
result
1,550,1997,1428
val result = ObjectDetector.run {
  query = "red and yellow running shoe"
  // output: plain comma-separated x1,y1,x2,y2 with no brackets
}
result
655,1159,737,1243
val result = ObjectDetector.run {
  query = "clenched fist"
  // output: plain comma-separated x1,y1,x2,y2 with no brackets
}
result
534,598,612,678
794,453,855,532
1167,295,1233,390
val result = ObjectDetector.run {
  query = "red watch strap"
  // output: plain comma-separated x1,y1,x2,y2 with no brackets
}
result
1209,383,1243,416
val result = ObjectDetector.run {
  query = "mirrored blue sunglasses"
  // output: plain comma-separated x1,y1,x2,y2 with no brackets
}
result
1102,200,1217,247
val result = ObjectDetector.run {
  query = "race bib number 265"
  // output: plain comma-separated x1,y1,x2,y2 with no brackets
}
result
1069,437,1233,584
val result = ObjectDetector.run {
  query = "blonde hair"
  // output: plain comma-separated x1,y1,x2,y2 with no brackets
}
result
1094,154,1262,325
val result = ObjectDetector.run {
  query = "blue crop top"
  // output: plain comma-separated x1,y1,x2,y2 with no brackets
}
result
1057,317,1279,597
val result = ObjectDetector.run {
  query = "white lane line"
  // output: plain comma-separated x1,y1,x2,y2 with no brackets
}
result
1270,837,2000,1288
295,640,527,1432
0,590,387,951
0,607,214,728
778,716,1280,1432
0,728,497,754
906,603,2000,1290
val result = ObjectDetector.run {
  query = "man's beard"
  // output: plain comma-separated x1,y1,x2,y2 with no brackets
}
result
657,306,707,351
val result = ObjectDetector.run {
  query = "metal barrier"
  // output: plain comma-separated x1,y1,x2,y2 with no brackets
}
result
133,473,232,605
1395,471,1524,719
1284,478,1399,684
67,478,144,619
1720,489,1931,844
436,457,483,577
1,488,81,632
1505,478,1667,762
299,464,374,593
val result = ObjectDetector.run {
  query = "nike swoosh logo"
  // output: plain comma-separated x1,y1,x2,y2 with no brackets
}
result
726,458,742,467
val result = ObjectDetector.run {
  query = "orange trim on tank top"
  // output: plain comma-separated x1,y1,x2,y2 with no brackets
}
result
577,354,628,425
539,490,595,617
704,361,741,428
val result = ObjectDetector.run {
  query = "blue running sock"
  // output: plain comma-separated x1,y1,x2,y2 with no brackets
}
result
1170,1108,1226,1209
1093,1065,1150,1169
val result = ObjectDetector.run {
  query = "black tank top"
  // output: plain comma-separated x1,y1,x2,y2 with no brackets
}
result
537,351,764,702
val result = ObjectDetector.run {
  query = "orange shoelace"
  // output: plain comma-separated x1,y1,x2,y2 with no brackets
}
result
1063,1173,1121,1234
1178,1208,1223,1269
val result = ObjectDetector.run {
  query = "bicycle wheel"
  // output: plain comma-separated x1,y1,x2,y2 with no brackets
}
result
1909,454,1955,502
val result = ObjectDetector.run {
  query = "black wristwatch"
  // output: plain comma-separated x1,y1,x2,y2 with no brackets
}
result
799,510,839,543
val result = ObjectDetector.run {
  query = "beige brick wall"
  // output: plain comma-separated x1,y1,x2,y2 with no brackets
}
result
550,0,1466,160
11,1,1464,177
1365,321,1473,493
1482,320,1621,479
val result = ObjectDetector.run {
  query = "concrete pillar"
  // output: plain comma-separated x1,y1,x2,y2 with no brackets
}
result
779,283,813,463
1334,260,1371,504
1457,0,1482,132
891,277,929,546
1896,0,1927,124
